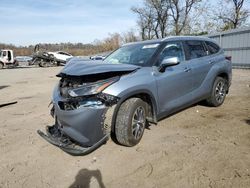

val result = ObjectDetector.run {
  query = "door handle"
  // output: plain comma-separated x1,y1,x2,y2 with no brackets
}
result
209,60,215,64
184,67,191,72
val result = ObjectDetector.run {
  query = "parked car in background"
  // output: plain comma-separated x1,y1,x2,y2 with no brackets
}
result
38,36,232,155
16,56,32,63
90,55,105,60
48,51,73,62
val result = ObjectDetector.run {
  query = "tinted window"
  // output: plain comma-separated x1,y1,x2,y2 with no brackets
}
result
2,51,7,57
205,41,220,54
58,52,71,56
7,51,11,60
158,41,184,64
185,40,207,60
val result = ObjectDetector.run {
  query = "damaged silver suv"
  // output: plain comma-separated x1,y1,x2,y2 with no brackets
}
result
38,36,232,155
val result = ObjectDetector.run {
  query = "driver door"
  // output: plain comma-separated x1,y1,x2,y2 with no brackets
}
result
154,41,193,115
1,51,8,63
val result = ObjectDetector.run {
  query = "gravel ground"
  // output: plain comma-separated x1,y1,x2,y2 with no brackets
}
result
0,67,249,188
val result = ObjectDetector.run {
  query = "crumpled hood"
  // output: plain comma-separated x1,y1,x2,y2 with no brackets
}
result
60,59,140,76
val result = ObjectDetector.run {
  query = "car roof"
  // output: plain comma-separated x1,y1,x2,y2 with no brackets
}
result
122,36,218,46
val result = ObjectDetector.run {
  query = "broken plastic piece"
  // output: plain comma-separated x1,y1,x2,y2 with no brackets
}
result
37,126,109,156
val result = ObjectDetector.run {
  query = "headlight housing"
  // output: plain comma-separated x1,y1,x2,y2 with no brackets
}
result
68,77,119,97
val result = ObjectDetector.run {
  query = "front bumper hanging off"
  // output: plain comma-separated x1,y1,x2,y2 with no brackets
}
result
37,101,117,155
37,127,109,156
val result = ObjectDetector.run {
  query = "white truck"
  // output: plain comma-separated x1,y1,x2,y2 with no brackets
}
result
0,49,18,69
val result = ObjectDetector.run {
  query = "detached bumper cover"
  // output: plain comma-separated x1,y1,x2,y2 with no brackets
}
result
37,94,117,155
37,126,109,155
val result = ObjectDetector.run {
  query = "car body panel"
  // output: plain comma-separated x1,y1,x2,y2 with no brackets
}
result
48,51,73,62
38,36,232,155
61,60,140,76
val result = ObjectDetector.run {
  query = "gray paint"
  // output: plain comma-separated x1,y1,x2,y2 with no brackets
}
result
40,36,232,151
62,60,139,76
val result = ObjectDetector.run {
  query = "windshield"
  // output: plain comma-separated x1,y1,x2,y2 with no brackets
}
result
103,43,160,66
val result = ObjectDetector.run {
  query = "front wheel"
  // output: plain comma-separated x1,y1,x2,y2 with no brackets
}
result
206,77,228,107
115,98,147,147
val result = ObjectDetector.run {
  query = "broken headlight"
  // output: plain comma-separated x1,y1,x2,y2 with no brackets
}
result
68,77,119,97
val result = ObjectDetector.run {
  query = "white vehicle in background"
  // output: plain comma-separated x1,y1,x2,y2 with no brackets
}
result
0,49,18,69
48,51,73,62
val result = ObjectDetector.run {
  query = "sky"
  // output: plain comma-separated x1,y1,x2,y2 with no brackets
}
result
0,0,143,46
1,0,249,46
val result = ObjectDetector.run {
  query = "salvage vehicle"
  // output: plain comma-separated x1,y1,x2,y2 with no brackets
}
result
48,51,73,62
30,45,72,67
0,49,19,69
38,36,232,155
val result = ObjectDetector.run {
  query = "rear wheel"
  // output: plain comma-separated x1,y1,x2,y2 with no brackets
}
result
0,62,3,69
115,98,147,147
206,77,228,107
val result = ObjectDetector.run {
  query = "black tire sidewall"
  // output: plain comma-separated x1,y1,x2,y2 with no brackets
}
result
115,98,147,146
126,99,147,146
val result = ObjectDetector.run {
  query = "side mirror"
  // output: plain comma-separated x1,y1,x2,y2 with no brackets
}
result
159,57,180,72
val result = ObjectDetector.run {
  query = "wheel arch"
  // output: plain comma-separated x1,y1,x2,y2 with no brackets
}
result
216,72,230,93
217,72,229,82
110,90,158,133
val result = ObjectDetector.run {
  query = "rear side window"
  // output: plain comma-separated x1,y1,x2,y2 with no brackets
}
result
184,40,207,60
205,41,220,54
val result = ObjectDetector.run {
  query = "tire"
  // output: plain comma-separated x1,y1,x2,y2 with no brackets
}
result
0,62,3,69
206,77,228,107
13,60,19,67
115,98,147,147
39,60,49,67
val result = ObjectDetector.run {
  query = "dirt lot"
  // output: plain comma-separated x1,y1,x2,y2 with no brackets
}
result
0,67,249,188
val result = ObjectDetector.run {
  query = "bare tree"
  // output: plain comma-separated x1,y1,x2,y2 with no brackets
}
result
148,0,169,38
217,0,249,30
132,0,202,38
132,0,169,39
166,0,202,35
132,4,156,40
122,29,139,44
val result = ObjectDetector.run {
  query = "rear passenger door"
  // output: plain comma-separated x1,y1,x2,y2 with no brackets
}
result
183,40,212,91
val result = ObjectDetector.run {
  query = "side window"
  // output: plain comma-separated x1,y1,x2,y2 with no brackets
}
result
2,51,7,57
59,52,70,56
158,41,184,64
7,51,11,60
185,40,207,60
205,41,220,55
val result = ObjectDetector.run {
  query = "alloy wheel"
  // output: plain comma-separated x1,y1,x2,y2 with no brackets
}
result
132,106,146,140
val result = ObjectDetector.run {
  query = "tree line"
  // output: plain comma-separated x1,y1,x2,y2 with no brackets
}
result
1,0,249,56
132,0,249,40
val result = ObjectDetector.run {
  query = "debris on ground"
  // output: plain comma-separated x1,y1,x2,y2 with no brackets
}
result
0,101,17,108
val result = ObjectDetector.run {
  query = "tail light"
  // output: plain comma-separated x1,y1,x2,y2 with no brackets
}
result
225,56,232,62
